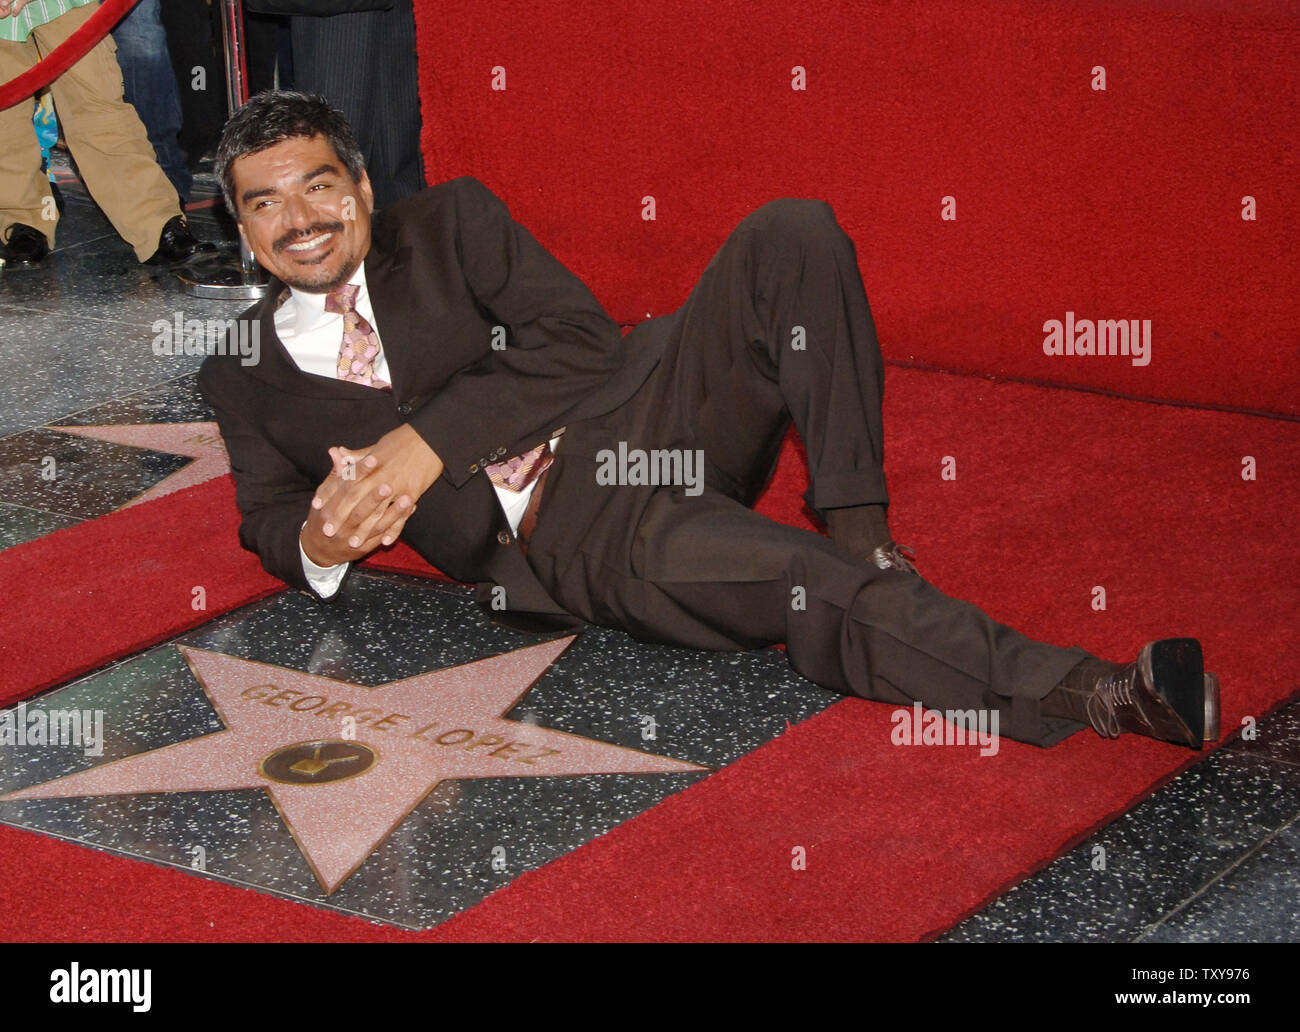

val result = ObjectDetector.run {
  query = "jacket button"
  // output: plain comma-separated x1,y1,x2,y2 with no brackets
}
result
397,402,411,416
497,530,511,545
468,463,479,473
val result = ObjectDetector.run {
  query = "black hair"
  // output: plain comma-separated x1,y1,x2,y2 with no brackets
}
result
215,90,366,218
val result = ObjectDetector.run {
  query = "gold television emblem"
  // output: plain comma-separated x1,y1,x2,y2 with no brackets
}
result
259,740,377,785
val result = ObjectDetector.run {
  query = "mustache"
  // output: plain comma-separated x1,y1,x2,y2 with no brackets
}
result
273,222,345,252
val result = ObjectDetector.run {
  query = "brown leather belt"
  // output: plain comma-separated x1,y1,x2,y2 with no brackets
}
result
516,463,551,557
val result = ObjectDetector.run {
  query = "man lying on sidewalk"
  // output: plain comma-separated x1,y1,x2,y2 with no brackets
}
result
200,91,1220,752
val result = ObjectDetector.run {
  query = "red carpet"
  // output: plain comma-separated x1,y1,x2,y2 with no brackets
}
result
414,0,1299,417
0,479,450,710
2,367,1295,940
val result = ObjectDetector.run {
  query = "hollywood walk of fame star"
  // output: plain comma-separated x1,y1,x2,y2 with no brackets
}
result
0,639,708,893
54,422,229,508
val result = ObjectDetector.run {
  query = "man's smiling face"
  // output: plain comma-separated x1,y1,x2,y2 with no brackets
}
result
230,134,375,293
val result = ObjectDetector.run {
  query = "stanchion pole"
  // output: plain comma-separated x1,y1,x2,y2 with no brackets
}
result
178,0,269,299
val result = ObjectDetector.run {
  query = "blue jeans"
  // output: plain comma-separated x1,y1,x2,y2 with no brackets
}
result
112,0,191,203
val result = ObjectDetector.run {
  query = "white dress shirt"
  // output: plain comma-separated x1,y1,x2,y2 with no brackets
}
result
281,265,554,598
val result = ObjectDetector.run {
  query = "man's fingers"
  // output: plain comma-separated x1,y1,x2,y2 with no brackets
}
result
328,447,362,485
334,447,380,483
347,491,414,547
346,499,390,548
337,496,414,552
371,496,414,545
312,446,356,511
322,444,397,530
342,487,413,547
379,509,415,547
320,447,394,530
340,492,389,543
370,505,416,549
320,481,392,538
354,504,415,553
316,432,432,540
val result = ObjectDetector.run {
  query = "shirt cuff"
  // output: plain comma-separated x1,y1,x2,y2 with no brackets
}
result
299,523,349,599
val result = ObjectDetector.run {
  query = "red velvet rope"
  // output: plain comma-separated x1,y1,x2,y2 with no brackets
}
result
0,0,139,111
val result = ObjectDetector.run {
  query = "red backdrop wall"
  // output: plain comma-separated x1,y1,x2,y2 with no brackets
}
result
413,0,1299,418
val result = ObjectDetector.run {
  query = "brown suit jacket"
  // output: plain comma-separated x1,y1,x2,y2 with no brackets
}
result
199,176,663,621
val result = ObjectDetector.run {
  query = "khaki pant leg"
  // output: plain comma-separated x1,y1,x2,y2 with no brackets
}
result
33,4,180,260
0,34,57,246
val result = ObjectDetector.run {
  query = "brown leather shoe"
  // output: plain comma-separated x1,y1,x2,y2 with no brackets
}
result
1051,639,1220,748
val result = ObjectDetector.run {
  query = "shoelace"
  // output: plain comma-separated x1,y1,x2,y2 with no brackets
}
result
872,542,920,575
1085,665,1138,738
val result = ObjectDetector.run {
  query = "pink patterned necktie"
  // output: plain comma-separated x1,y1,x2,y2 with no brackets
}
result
486,439,554,492
325,282,390,389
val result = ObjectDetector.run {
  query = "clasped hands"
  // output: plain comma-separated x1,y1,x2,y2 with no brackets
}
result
300,423,444,568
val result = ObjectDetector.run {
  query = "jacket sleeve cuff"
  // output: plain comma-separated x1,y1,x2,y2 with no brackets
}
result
404,408,492,489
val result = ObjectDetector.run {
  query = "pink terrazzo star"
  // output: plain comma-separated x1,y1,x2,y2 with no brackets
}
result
0,639,707,893
56,422,230,508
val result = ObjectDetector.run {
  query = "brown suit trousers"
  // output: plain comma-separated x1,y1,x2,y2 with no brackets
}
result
522,199,1091,747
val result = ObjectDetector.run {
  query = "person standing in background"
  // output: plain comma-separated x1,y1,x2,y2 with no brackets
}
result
112,0,192,205
159,0,282,177
275,0,427,208
0,0,213,267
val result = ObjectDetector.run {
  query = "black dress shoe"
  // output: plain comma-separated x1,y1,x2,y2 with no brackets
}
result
1,223,50,266
1049,638,1220,749
145,213,217,267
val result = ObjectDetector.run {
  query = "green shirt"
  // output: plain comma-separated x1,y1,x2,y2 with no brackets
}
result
0,0,98,44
